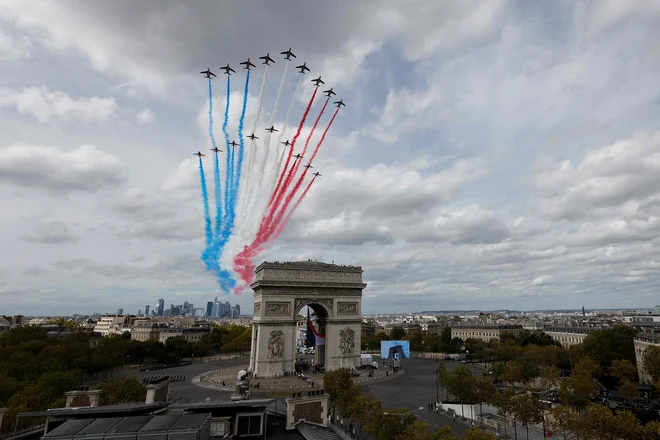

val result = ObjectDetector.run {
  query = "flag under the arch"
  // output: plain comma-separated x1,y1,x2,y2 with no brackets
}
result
306,308,325,347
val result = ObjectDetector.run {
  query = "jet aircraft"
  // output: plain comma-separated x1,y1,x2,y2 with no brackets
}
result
281,140,291,147
281,47,296,60
323,88,336,97
296,62,310,74
247,133,259,140
311,76,325,86
293,154,303,160
303,164,313,169
312,172,321,177
210,147,222,153
259,53,275,65
241,58,256,70
334,99,346,108
229,140,239,148
194,151,206,157
220,63,235,75
200,69,216,78
266,126,278,133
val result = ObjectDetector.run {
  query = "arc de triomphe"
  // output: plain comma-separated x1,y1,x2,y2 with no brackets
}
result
248,261,366,377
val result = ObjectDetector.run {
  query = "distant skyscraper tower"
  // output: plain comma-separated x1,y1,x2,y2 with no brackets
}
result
138,309,142,316
235,304,241,317
116,308,123,315
206,301,213,317
225,301,231,318
145,305,150,316
157,298,165,316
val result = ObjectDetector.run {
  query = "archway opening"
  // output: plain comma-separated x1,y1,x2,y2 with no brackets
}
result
296,303,329,370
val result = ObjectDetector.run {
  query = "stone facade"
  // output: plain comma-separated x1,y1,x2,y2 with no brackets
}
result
286,393,329,430
451,324,523,343
249,261,366,377
634,335,660,384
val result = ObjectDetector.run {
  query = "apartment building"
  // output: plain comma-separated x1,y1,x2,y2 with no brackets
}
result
634,334,660,384
451,324,523,342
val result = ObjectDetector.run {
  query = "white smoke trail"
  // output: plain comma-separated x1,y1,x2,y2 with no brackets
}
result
238,65,268,226
246,60,290,236
257,73,304,228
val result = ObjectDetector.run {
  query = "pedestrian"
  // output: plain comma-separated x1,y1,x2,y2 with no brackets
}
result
453,413,456,422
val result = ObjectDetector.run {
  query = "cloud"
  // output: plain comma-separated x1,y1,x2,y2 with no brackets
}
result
0,144,126,193
0,27,31,60
136,108,154,124
21,221,80,244
0,86,117,123
110,188,179,221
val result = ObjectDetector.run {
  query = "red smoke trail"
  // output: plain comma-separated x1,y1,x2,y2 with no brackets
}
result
233,177,317,292
260,87,317,234
262,107,339,239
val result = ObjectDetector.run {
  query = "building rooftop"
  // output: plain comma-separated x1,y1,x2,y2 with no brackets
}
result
18,403,167,418
452,324,523,330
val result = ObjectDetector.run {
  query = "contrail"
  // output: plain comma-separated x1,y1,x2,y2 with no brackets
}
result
247,60,290,231
198,157,213,270
208,78,223,239
240,65,268,224
221,75,232,227
260,73,304,223
262,87,318,234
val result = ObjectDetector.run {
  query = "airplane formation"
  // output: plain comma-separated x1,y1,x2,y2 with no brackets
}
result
197,48,346,179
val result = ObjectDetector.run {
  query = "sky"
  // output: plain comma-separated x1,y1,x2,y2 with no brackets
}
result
2,0,660,316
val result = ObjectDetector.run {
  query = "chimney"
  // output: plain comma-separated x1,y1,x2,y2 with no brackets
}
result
145,376,170,404
65,387,101,408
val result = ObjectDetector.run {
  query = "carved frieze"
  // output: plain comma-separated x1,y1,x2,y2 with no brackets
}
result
265,302,290,316
254,303,261,316
256,286,363,296
337,302,358,316
267,330,285,359
339,327,355,354
294,298,334,315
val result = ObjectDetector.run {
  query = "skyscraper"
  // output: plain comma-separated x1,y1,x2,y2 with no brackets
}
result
145,305,150,316
224,301,231,318
157,298,165,317
206,302,213,317
116,308,123,315
235,304,241,318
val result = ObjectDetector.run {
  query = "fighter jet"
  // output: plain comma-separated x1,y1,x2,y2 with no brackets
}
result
229,140,239,148
259,53,275,65
266,125,278,133
220,63,235,75
311,76,325,87
312,172,321,177
296,62,310,74
247,133,259,140
194,151,206,157
281,140,291,147
281,47,296,60
200,69,216,79
240,58,256,70
293,153,303,160
210,147,223,153
334,99,346,108
303,164,313,169
323,88,336,97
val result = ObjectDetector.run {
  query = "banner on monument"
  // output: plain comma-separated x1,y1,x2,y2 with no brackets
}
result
380,340,410,359
306,309,325,347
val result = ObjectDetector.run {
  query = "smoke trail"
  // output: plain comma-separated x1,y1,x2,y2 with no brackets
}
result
265,108,338,239
221,75,232,226
247,60,290,229
208,79,223,238
261,87,318,234
240,66,268,224
198,158,214,270
233,176,318,292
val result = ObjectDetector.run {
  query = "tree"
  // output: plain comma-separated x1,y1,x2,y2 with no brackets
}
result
642,345,660,384
369,409,417,440
390,327,406,340
323,368,360,417
560,371,598,411
98,377,147,405
463,426,498,440
473,376,495,421
501,361,524,386
437,362,450,401
582,325,637,369
446,365,477,418
350,395,382,432
490,388,515,439
617,378,640,401
548,405,579,440
511,393,543,440
609,359,637,382
539,366,560,390
579,404,642,440
395,419,435,440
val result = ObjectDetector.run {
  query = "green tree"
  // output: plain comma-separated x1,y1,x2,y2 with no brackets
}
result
642,345,660,384
436,362,450,401
463,426,498,440
617,378,640,401
501,361,524,386
474,376,495,421
560,372,598,412
323,368,360,417
369,409,417,440
511,393,544,440
582,325,637,368
548,405,579,440
579,404,642,440
395,419,434,440
446,365,477,418
539,366,560,390
97,377,147,405
490,388,516,438
389,327,406,340
609,359,637,381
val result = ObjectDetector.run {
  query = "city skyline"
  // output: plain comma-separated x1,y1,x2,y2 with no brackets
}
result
2,2,660,314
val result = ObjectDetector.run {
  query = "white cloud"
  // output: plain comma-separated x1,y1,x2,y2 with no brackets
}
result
0,27,31,60
0,86,117,123
0,144,125,193
136,108,154,124
21,221,79,244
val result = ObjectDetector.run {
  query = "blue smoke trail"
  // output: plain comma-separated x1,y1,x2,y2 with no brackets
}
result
198,158,214,271
222,75,232,226
208,79,222,239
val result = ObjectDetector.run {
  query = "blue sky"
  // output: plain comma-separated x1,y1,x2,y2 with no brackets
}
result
1,0,660,315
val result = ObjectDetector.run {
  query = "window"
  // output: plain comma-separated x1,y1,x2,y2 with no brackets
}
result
211,417,230,437
235,413,263,436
